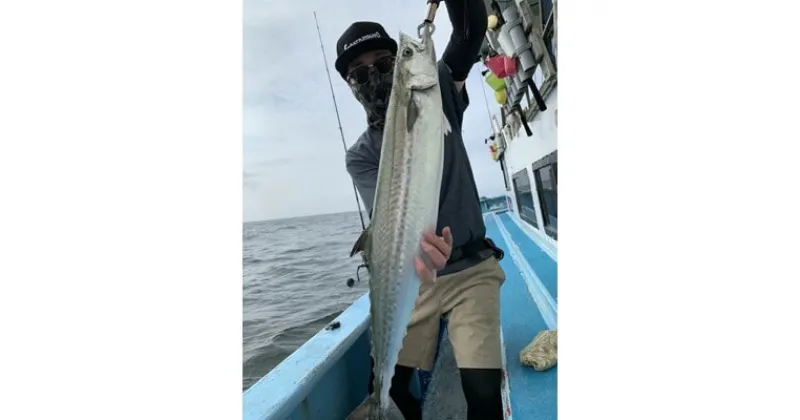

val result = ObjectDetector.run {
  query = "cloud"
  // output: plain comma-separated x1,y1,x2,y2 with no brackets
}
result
243,0,507,222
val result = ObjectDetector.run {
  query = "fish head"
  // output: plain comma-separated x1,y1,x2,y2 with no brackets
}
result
395,32,438,91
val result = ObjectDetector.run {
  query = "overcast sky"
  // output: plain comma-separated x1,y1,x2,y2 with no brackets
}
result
243,0,507,222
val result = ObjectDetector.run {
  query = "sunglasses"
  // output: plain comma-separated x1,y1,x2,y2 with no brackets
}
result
347,56,395,85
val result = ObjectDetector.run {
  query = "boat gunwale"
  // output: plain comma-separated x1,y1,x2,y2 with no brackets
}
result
243,293,371,420
506,209,558,261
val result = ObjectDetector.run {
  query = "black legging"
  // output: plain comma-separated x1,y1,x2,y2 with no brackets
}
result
368,362,503,420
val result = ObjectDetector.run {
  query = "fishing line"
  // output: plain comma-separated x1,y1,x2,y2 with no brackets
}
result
480,68,494,125
313,11,367,231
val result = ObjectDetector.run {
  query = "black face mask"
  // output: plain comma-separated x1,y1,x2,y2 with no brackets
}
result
349,63,394,130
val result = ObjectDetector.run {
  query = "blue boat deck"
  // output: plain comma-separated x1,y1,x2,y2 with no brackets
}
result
243,209,558,420
488,211,557,420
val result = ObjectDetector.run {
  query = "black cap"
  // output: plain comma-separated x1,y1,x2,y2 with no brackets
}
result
334,21,398,80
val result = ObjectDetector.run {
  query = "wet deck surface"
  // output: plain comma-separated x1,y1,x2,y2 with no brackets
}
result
421,330,467,420
420,211,558,419
489,212,558,419
497,212,558,301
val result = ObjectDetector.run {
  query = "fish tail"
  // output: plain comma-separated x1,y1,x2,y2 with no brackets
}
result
345,395,405,420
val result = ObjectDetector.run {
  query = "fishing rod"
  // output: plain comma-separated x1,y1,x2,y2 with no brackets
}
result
313,11,370,289
313,11,367,232
480,70,494,124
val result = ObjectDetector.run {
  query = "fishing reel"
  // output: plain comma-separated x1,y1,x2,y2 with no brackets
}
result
346,249,370,288
346,263,369,288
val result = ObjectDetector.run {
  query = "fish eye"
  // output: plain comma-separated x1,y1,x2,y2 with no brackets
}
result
402,48,413,57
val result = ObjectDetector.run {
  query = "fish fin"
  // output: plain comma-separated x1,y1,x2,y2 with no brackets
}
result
406,96,419,132
345,395,404,420
349,227,370,258
442,110,452,136
346,395,379,420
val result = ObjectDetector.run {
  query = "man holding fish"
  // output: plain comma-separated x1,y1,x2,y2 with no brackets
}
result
334,0,506,419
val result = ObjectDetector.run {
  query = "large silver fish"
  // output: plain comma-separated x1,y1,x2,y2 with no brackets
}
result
347,27,451,420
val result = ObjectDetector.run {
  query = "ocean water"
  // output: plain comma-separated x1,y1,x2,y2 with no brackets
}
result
242,211,369,391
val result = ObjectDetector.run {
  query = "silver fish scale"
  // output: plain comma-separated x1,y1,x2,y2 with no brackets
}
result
358,30,446,419
369,107,433,410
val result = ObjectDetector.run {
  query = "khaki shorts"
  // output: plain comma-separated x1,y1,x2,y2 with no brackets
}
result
397,256,506,371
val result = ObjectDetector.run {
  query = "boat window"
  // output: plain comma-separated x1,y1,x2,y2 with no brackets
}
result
532,152,557,240
512,169,539,228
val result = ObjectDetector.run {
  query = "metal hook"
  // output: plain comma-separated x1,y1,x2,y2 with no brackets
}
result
417,22,436,39
346,263,370,287
417,0,440,38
